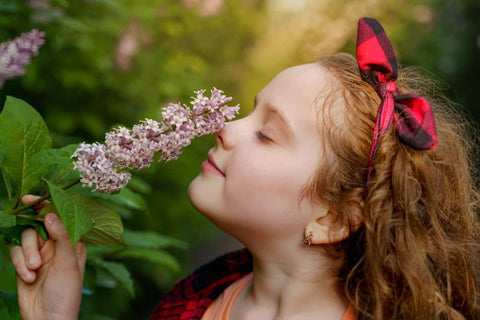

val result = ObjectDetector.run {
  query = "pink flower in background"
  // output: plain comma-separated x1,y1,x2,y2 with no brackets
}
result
180,0,225,17
26,0,50,10
0,29,45,88
113,20,139,72
73,88,240,193
200,0,224,17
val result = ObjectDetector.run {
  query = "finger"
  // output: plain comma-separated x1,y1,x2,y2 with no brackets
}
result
74,241,87,278
10,246,36,283
44,213,76,260
21,195,49,210
37,231,46,248
21,229,42,270
21,195,40,205
39,240,55,265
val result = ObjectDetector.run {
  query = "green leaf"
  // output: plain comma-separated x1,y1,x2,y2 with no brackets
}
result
0,293,21,320
0,271,17,294
71,186,148,217
38,202,57,218
91,259,133,296
0,170,15,204
0,303,9,320
0,97,52,198
110,248,181,274
95,187,148,212
0,149,7,199
125,176,152,194
41,195,125,247
86,246,122,260
122,229,187,250
0,2,20,13
0,211,15,228
26,144,80,191
58,144,79,155
45,181,94,245
94,268,117,288
113,187,148,211
0,225,29,245
76,195,125,247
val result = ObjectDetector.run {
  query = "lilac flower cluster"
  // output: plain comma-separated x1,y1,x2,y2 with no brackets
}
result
0,29,45,88
71,143,132,192
72,88,239,193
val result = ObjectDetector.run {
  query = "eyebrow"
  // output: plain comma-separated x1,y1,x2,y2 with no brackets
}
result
253,96,295,141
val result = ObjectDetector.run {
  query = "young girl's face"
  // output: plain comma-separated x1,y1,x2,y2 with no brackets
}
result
188,63,335,247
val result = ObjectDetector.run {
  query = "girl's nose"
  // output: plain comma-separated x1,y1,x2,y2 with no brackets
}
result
215,118,242,150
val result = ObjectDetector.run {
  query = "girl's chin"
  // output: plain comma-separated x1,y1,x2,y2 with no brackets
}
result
187,175,201,197
187,177,212,214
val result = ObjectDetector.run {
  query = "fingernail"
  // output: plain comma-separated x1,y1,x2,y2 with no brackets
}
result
23,272,33,282
47,214,58,226
27,257,38,268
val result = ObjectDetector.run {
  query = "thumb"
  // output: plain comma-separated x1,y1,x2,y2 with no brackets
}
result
44,213,76,260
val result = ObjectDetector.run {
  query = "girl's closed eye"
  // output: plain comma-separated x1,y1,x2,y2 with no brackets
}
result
256,130,273,143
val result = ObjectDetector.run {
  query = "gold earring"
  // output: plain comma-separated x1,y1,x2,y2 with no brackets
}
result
303,232,313,246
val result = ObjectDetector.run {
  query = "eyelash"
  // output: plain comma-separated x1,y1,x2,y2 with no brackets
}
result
256,130,272,142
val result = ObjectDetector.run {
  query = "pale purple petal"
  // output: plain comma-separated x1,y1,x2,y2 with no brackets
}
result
0,29,45,86
72,143,131,193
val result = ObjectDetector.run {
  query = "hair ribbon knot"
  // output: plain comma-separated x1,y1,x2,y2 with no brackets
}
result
356,17,438,180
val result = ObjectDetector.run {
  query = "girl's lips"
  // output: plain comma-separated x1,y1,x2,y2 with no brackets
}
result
201,154,225,177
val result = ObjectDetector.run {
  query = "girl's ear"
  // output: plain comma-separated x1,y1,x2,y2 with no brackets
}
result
305,201,363,244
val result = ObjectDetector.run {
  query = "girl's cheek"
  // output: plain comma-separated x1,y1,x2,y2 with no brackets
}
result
226,149,297,198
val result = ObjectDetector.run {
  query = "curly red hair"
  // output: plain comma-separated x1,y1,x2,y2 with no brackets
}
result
308,53,480,319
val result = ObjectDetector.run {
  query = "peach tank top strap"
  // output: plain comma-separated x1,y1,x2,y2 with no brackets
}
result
201,272,253,320
202,272,356,320
342,303,357,320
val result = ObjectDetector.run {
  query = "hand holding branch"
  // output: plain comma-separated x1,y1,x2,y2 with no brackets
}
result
9,195,86,320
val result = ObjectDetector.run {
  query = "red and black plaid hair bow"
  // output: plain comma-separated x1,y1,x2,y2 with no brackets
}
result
356,17,437,179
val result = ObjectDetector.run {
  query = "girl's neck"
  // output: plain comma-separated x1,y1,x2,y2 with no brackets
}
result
230,247,348,320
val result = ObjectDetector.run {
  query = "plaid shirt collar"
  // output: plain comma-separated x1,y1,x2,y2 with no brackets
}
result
150,249,252,320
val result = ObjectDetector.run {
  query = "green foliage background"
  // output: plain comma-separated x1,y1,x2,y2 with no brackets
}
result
0,0,478,318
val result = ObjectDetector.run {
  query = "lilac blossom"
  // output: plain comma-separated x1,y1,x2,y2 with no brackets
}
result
72,143,132,193
0,29,45,88
73,88,239,193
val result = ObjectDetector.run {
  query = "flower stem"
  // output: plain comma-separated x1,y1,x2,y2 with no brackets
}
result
16,214,45,222
8,179,81,216
54,167,74,185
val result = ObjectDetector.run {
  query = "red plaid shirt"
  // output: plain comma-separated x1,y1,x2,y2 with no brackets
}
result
150,249,252,320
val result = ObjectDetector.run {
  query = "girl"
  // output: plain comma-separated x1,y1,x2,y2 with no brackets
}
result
9,18,480,319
